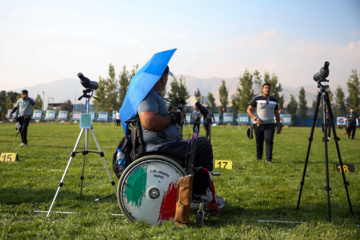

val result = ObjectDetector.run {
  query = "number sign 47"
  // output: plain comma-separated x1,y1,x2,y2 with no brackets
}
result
215,160,233,170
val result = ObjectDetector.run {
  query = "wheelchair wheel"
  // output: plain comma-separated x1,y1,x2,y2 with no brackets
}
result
117,154,186,225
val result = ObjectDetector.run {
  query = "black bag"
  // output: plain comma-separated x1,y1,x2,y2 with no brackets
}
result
112,118,145,179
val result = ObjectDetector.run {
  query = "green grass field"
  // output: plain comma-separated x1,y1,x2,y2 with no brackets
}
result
0,122,359,239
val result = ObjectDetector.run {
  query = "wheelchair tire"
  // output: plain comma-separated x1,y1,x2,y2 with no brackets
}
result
117,154,186,225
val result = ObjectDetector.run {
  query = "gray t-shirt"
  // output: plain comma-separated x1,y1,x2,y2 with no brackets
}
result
138,88,182,151
249,95,278,124
192,110,201,123
14,98,35,117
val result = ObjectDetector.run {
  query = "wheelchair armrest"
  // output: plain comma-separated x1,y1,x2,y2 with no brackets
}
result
125,119,140,124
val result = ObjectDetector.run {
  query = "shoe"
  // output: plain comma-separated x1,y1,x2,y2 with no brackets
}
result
328,137,331,140
256,157,262,161
20,143,27,147
191,188,225,210
265,159,272,164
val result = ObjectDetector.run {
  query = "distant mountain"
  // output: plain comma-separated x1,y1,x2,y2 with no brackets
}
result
11,78,86,107
11,76,319,108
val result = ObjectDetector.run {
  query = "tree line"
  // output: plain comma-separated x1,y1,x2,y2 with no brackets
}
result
91,64,359,126
0,91,74,120
1,65,359,126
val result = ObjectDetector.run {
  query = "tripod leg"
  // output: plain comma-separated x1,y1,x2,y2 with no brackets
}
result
325,95,353,216
47,129,85,217
90,128,117,194
297,91,321,210
322,94,331,222
80,128,90,200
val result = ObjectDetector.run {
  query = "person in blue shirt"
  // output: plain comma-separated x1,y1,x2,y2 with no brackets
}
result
192,106,202,134
9,90,35,147
138,66,224,208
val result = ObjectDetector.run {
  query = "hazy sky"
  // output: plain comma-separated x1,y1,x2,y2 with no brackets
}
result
1,0,359,92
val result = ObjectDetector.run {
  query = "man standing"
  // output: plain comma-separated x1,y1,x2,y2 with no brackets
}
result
192,105,202,133
9,90,35,147
346,108,360,139
203,107,215,142
247,83,282,163
115,111,121,127
138,66,223,205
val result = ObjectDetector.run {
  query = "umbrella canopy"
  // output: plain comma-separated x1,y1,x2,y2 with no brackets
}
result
120,48,177,133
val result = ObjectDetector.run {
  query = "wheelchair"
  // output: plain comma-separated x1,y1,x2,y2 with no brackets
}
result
115,118,222,225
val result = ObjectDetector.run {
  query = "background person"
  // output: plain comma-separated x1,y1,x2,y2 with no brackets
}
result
115,111,121,127
346,108,360,139
138,66,223,205
9,90,35,147
192,105,201,134
247,83,282,163
203,107,215,140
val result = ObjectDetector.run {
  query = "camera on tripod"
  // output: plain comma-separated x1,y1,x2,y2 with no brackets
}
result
77,73,99,100
313,61,329,82
195,102,209,118
78,73,99,90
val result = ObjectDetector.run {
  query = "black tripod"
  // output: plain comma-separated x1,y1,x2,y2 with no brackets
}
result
47,89,116,216
296,79,353,222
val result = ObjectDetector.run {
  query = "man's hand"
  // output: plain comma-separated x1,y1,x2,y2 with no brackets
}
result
277,124,282,134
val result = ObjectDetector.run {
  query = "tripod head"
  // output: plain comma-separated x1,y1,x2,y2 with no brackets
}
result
78,89,94,101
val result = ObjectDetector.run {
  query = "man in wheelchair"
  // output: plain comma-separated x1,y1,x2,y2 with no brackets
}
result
137,66,224,209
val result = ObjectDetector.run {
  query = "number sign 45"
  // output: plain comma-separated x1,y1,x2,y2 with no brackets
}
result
1,153,18,162
215,160,233,170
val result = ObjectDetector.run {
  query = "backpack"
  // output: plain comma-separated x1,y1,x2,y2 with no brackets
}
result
112,117,145,179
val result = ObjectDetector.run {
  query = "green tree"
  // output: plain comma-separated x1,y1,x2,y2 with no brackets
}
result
93,77,107,111
335,85,347,116
207,92,216,113
236,69,254,112
231,94,238,120
118,64,139,109
219,80,228,118
299,87,307,126
105,64,119,110
194,88,201,103
61,99,73,112
167,75,190,107
264,71,284,109
0,91,20,119
346,69,360,110
34,94,43,110
0,91,7,119
253,70,263,95
177,76,190,105
287,94,298,126
118,65,130,108
167,77,179,105
7,91,20,103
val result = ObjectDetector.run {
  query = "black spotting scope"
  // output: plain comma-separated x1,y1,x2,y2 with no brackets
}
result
78,73,99,90
195,102,209,118
313,61,330,81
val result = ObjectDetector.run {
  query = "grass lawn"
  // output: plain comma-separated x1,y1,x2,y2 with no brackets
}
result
0,121,359,239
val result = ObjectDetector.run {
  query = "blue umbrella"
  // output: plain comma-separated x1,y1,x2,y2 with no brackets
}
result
120,48,177,133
